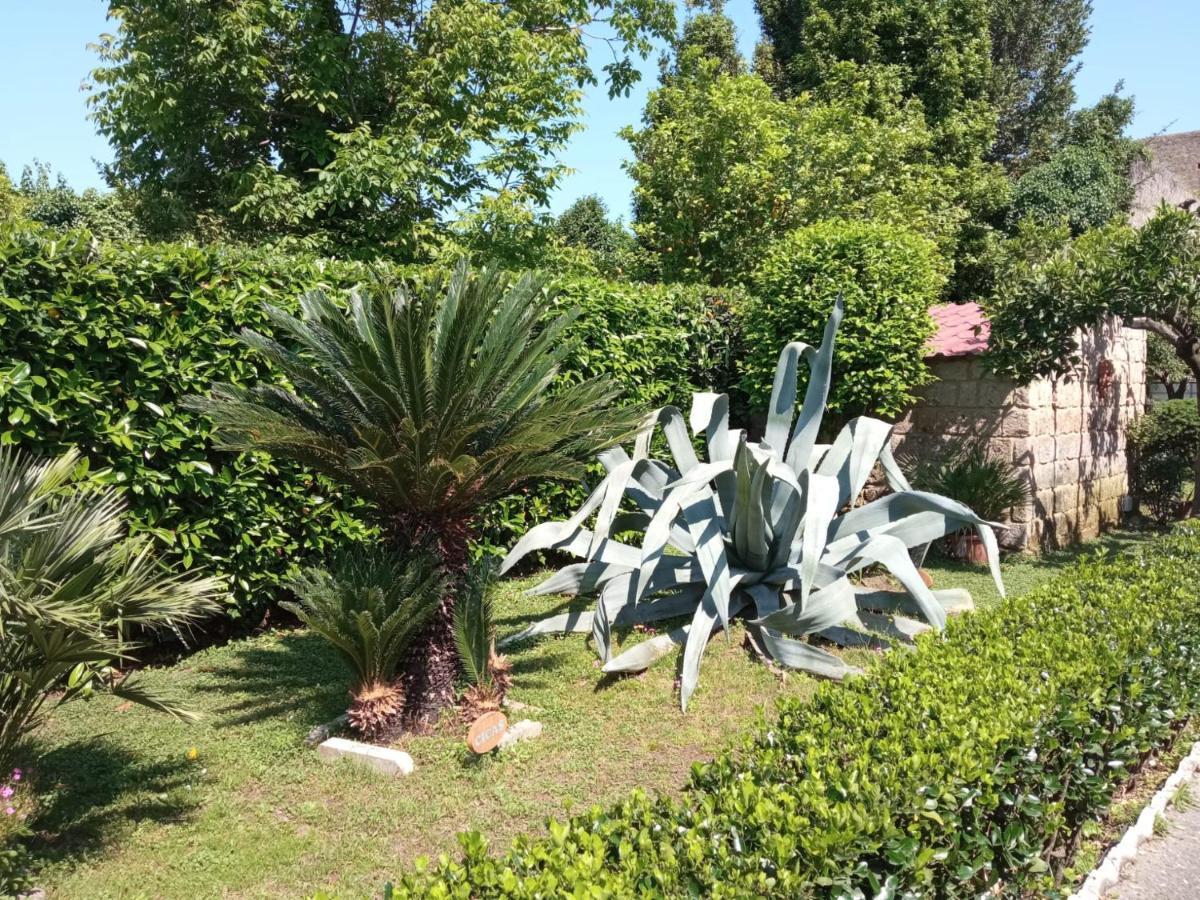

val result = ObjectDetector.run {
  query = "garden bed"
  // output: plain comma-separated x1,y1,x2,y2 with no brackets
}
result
20,533,1152,897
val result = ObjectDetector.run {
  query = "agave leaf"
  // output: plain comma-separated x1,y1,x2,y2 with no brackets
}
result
837,533,947,631
819,624,891,650
856,610,931,644
754,626,861,680
796,471,840,606
854,587,974,617
815,417,895,509
679,493,734,630
638,406,700,473
680,594,748,710
592,586,613,662
753,577,859,636
602,625,689,674
690,392,737,461
764,341,814,458
784,294,843,471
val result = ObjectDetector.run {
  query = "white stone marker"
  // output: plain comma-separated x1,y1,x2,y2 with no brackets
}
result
317,737,415,777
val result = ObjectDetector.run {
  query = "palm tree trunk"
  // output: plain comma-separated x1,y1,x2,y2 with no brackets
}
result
393,518,472,728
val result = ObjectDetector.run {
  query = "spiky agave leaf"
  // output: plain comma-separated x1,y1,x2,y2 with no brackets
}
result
502,296,1005,710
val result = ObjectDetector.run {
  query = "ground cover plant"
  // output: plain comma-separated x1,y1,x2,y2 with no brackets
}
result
504,297,1002,708
15,535,1139,898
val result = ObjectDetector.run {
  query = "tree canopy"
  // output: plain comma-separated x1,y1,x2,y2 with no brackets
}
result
88,0,674,257
624,68,963,284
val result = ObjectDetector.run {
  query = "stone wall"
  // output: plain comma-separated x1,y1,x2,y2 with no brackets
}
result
892,322,1146,551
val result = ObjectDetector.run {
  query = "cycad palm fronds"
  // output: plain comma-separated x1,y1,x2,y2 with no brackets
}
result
0,448,223,771
502,298,1006,710
282,549,446,737
188,260,644,527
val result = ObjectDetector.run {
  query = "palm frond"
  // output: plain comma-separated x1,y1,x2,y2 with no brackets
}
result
187,259,646,527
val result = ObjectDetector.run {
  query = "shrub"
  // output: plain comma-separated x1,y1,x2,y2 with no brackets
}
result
283,548,446,739
1129,400,1200,524
393,523,1200,897
902,438,1031,523
739,220,944,418
0,447,222,774
0,225,742,622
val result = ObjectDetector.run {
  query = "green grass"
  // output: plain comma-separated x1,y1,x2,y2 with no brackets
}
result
23,531,1153,898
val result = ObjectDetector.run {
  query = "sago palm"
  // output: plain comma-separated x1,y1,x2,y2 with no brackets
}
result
189,260,642,721
282,549,446,739
0,448,223,771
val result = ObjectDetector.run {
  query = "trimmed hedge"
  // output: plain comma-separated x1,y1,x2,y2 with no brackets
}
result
394,524,1200,897
739,219,944,419
0,226,742,621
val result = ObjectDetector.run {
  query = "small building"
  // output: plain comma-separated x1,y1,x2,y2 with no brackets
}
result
891,303,1146,551
1130,130,1200,226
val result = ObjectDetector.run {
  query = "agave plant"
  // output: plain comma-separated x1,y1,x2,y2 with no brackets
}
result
189,260,643,721
501,298,1005,709
0,447,222,771
282,549,446,739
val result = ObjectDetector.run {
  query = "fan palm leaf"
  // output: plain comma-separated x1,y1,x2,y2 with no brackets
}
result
0,447,223,770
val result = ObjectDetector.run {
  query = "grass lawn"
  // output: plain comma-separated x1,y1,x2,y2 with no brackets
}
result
24,530,1153,898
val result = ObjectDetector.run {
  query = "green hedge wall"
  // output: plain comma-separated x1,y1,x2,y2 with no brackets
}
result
394,523,1200,897
0,225,742,621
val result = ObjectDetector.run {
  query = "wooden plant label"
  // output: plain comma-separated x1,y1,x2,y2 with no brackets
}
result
466,711,508,754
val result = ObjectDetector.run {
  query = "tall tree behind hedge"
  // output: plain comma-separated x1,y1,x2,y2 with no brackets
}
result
87,0,674,257
624,68,963,285
987,0,1091,172
752,0,995,164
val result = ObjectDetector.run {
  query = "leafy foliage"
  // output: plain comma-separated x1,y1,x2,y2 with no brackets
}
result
740,220,943,417
0,225,740,622
502,298,1001,709
13,163,143,243
0,226,378,622
902,439,1030,523
452,564,498,691
752,0,995,164
88,0,675,255
1010,145,1133,234
1148,331,1194,399
396,522,1200,896
550,195,639,278
624,69,963,284
283,547,445,735
987,0,1091,171
0,447,222,773
1129,400,1200,525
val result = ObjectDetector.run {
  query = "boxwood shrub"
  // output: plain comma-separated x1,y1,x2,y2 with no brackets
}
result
739,219,944,419
394,524,1200,898
0,225,742,622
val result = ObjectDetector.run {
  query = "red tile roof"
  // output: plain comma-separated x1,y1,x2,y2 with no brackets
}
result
928,302,990,358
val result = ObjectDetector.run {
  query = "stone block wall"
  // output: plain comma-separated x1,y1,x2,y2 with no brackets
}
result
892,321,1146,551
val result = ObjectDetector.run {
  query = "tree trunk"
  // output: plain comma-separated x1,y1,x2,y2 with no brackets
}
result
391,517,473,729
1191,358,1200,518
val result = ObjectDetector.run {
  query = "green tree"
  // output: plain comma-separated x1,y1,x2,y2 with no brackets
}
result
660,0,743,83
189,261,643,721
15,162,143,242
752,0,995,163
88,0,674,256
987,0,1092,171
985,206,1200,515
1148,332,1193,400
1008,90,1140,233
623,69,962,285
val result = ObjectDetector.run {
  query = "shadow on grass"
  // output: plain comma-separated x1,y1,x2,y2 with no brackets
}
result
192,631,351,728
25,738,196,871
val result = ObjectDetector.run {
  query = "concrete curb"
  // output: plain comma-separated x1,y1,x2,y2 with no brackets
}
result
1069,739,1200,900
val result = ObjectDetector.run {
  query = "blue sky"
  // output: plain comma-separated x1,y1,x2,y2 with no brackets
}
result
1,1,1195,218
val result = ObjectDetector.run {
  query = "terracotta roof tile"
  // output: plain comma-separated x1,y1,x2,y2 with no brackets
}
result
928,302,989,359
